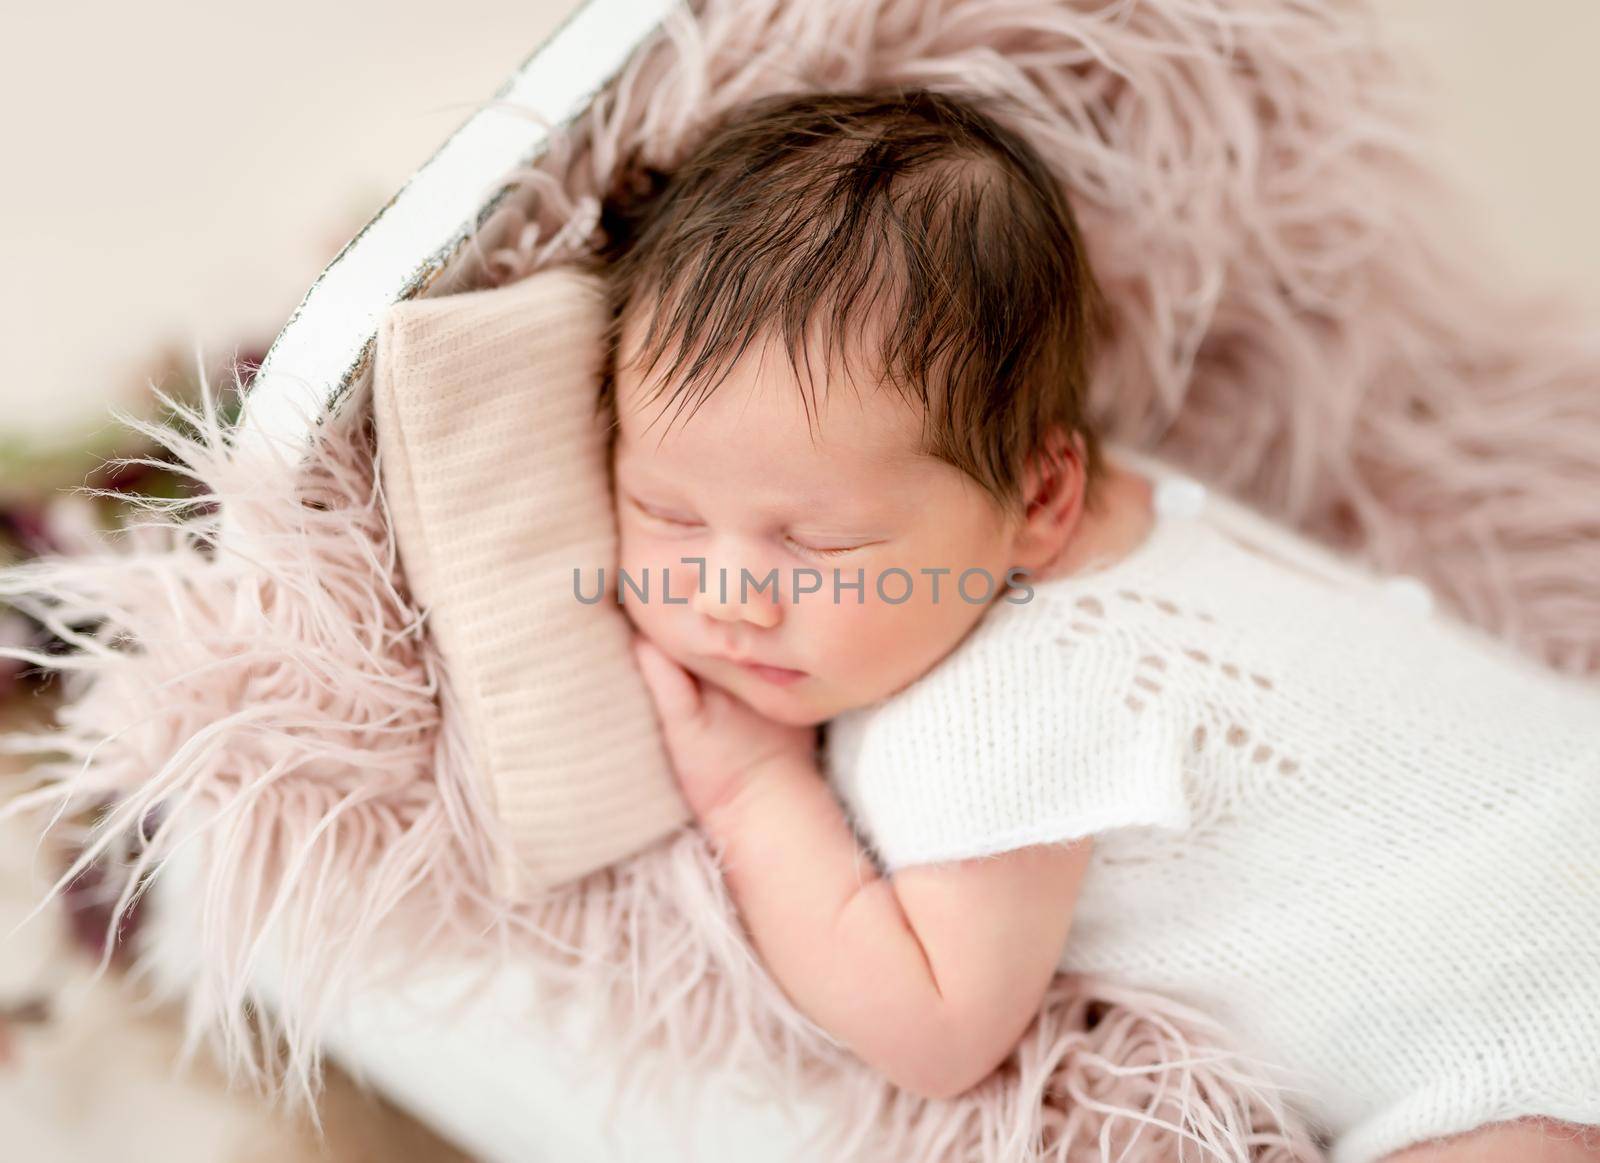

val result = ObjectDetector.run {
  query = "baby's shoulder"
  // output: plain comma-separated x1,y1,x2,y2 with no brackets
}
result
844,577,1198,757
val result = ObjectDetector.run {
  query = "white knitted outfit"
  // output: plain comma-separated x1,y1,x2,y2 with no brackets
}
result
823,444,1600,1163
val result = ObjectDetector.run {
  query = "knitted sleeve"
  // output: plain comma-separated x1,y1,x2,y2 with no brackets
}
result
822,615,1195,874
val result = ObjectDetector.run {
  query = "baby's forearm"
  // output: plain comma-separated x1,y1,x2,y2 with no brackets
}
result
698,749,949,1092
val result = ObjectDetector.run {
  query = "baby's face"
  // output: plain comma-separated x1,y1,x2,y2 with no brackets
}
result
611,318,1030,727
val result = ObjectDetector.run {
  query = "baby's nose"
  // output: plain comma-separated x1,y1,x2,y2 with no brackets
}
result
689,565,783,629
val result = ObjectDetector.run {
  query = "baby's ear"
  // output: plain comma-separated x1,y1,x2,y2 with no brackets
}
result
1014,426,1088,564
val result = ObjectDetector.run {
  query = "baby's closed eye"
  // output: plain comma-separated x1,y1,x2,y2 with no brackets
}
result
623,491,886,558
786,535,884,559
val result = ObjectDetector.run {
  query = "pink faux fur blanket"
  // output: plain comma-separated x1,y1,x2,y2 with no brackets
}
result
4,1,1599,1160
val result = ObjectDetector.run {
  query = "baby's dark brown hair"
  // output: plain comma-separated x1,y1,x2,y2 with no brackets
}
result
580,83,1108,521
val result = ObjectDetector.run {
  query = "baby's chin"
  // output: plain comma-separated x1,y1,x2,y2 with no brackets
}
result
710,672,808,718
699,666,838,727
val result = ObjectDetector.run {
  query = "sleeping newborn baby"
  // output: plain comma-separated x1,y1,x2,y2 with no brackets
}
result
587,86,1600,1163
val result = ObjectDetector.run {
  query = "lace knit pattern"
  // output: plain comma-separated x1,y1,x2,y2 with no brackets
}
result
822,448,1600,1163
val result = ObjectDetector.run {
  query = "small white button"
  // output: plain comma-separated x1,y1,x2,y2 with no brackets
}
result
1381,574,1434,617
1154,476,1207,519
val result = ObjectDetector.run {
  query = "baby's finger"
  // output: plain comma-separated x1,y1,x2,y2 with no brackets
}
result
632,635,703,722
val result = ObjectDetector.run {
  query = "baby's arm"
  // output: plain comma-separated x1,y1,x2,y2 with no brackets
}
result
703,748,1096,1100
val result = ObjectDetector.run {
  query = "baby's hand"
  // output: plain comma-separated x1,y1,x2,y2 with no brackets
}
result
631,634,818,821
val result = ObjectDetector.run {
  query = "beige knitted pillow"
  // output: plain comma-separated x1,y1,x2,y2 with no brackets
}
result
372,265,687,899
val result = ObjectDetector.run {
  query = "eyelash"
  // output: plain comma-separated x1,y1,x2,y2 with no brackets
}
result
630,498,862,558
789,540,858,560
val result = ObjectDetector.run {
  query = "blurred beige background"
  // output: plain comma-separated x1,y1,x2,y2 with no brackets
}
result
1,0,583,449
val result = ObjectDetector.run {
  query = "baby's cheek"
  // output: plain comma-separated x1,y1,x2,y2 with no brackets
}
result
616,523,680,590
613,528,679,633
808,593,927,692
